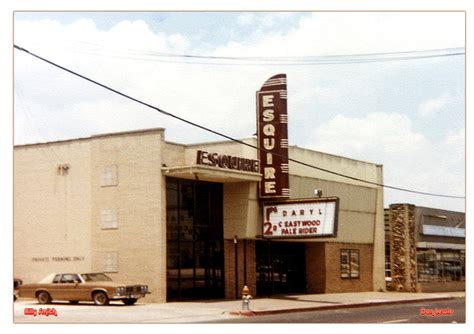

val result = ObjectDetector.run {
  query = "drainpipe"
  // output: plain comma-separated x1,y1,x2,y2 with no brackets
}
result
234,235,238,299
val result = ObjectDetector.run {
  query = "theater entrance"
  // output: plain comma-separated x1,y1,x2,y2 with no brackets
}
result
256,241,307,296
166,178,224,301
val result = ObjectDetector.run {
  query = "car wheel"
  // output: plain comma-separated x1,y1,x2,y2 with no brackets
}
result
69,300,79,304
92,291,109,306
37,291,52,304
122,298,137,305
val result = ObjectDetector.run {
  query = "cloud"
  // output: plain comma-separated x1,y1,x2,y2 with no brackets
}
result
418,93,450,117
215,12,464,57
310,112,429,161
237,12,296,29
308,112,465,211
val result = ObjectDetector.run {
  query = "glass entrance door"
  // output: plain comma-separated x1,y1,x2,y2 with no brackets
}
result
166,178,224,301
256,241,307,296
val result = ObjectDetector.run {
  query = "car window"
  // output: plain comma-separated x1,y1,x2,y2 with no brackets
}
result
81,273,113,282
60,274,80,283
52,274,62,283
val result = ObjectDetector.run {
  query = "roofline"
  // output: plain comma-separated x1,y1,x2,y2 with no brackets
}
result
14,127,382,167
165,136,256,148
14,127,166,149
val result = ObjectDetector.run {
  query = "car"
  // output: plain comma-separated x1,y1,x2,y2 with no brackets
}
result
14,278,23,301
17,273,149,305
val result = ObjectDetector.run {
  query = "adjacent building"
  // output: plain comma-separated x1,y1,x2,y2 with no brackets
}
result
385,204,465,292
14,128,386,303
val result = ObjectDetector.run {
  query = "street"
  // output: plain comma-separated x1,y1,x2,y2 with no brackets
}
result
209,298,465,324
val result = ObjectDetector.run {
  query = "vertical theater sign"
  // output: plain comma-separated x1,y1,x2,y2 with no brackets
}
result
256,74,290,199
257,74,340,238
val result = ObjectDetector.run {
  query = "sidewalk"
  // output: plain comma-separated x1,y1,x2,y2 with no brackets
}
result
14,291,465,323
224,291,465,317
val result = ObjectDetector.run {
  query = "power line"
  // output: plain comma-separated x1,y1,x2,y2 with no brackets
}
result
66,45,464,66
13,44,465,199
71,41,464,61
74,40,464,58
133,46,465,60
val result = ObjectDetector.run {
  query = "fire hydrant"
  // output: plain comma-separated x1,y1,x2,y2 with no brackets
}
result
241,285,252,311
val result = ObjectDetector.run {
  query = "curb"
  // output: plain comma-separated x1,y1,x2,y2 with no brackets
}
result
229,296,455,317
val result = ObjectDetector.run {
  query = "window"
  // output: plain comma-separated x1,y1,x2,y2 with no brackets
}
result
341,249,360,278
52,274,61,283
82,273,112,282
101,252,118,273
101,165,118,187
100,208,118,229
166,178,224,301
60,274,80,283
417,249,465,282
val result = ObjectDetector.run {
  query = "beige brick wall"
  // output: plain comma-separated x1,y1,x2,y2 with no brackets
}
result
14,129,168,303
14,140,92,283
90,129,166,303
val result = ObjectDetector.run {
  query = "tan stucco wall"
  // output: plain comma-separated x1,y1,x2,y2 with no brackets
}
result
223,182,259,240
289,175,377,243
372,165,386,291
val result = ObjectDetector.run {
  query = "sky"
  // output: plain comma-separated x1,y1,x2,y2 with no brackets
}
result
12,11,466,212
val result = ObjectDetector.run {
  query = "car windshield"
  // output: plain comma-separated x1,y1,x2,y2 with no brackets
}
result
81,273,113,282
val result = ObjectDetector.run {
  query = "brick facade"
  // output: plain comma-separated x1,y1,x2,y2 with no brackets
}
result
324,243,374,293
306,243,326,293
224,239,256,299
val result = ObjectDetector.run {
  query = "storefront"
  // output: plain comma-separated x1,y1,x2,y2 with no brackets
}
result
385,204,465,292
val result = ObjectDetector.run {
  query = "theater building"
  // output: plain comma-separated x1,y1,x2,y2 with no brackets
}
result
14,74,385,303
13,128,385,303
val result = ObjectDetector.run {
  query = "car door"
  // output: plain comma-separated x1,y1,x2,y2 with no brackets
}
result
70,274,91,301
47,274,64,300
56,274,80,301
